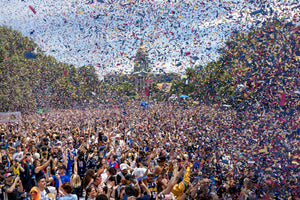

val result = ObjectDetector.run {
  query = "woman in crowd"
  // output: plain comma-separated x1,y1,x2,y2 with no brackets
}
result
58,182,78,200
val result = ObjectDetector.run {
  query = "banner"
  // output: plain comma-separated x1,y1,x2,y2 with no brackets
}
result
0,112,22,123
157,83,172,93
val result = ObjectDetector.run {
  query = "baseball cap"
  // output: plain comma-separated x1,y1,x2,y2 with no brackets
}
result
58,165,66,169
157,156,166,163
2,155,8,162
4,173,12,179
120,163,127,171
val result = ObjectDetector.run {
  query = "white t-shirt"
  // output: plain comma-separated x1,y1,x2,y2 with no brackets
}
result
132,167,147,178
101,169,108,187
40,189,47,200
12,151,23,160
40,186,56,200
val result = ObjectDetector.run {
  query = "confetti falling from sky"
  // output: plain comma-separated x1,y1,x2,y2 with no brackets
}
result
0,0,299,76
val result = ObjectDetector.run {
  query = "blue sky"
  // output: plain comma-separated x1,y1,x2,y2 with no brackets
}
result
0,0,298,77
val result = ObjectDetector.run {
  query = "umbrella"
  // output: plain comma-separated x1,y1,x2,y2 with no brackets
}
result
179,95,189,99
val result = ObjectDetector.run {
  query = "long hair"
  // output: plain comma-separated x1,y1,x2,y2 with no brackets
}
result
82,169,95,190
71,174,81,188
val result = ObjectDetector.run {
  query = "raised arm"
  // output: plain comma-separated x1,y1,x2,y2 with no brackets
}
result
45,166,54,182
140,181,151,196
18,162,25,173
17,176,24,193
62,149,68,169
6,176,20,193
73,156,78,175
56,174,63,192
35,157,52,173
158,162,184,196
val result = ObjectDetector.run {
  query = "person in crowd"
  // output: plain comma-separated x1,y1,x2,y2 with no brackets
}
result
46,165,70,189
12,144,23,161
58,182,78,200
33,157,52,184
29,176,56,200
108,155,119,173
71,156,83,199
20,152,35,192
116,163,131,185
0,102,298,200
86,185,98,200
2,174,23,200
82,169,96,191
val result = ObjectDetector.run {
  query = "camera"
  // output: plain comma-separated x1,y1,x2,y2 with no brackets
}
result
98,132,104,142
51,153,58,159
57,156,63,161
0,143,5,150
160,194,174,200
78,152,85,161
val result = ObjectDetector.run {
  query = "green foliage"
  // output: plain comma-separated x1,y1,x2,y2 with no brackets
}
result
173,19,299,106
116,82,136,96
0,26,101,112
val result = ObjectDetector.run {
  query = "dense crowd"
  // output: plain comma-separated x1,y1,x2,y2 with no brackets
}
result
0,101,299,200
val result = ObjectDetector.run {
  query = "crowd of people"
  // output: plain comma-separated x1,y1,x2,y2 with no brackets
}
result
0,101,298,200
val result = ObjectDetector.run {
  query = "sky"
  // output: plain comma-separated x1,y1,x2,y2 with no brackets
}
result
0,0,299,77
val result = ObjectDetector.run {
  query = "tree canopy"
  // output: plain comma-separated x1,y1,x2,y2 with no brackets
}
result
1,18,299,112
173,19,299,111
0,26,101,112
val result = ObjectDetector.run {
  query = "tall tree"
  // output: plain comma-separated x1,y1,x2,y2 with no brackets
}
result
0,25,102,112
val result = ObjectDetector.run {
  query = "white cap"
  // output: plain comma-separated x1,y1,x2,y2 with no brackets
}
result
120,163,127,171
33,153,40,160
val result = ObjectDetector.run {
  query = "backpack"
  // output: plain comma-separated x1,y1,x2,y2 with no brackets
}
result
45,187,50,195
45,187,56,200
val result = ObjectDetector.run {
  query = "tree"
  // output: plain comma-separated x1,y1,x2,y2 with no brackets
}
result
0,25,102,112
173,19,299,108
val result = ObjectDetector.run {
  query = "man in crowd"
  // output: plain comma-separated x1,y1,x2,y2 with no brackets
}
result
45,165,70,189
2,173,23,200
30,176,56,200
116,163,131,185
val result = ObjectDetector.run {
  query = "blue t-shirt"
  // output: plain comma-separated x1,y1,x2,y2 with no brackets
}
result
58,194,77,200
52,174,70,187
137,194,151,200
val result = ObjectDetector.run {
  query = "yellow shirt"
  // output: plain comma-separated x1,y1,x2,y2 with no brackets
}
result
171,166,191,199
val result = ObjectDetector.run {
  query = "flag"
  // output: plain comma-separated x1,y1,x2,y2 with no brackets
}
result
145,87,149,96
